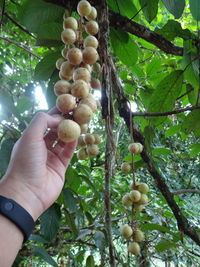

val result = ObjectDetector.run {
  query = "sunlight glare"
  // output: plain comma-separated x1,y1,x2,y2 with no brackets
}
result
34,86,48,110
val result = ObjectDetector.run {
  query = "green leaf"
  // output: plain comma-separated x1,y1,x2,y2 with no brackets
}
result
18,0,64,33
162,0,185,19
63,188,77,213
86,255,95,267
108,0,137,19
148,70,183,125
29,234,48,243
77,229,92,240
46,70,59,109
139,0,159,23
32,245,58,267
189,0,200,21
152,147,171,156
40,204,61,241
141,223,172,234
189,143,200,157
37,22,63,41
65,167,81,191
156,240,178,252
182,110,200,137
65,210,78,238
0,139,16,175
110,29,138,68
94,231,106,251
165,125,181,137
155,20,191,41
34,52,60,81
16,96,33,113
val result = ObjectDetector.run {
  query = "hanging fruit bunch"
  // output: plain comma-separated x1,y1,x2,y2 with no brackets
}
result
54,0,102,156
120,142,150,255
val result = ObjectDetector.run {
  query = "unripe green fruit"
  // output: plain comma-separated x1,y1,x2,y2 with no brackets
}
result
61,47,68,58
83,47,98,64
54,80,71,96
80,96,97,112
58,119,81,142
84,133,95,145
67,48,83,65
128,242,140,255
85,7,97,20
138,183,149,194
84,35,99,49
122,194,132,206
60,61,75,78
80,124,88,134
56,94,76,113
73,104,93,124
134,229,145,242
129,190,141,203
61,29,76,44
90,78,101,89
137,143,143,153
77,0,92,16
63,17,78,31
77,147,88,160
71,80,90,99
73,67,91,83
78,135,86,146
56,58,65,70
134,204,144,212
138,194,148,205
85,20,99,35
120,224,133,239
93,134,101,144
121,162,131,173
92,62,101,73
128,143,141,154
86,144,99,156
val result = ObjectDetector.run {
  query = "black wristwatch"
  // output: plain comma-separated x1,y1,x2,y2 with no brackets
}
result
0,195,35,242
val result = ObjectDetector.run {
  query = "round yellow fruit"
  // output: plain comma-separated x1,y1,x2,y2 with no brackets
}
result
56,58,65,70
83,47,98,64
128,143,141,154
57,119,81,142
61,29,76,44
77,0,92,16
86,144,99,156
54,80,71,96
56,94,76,113
79,96,97,112
61,47,68,58
73,67,91,83
73,104,93,124
138,183,149,194
128,242,140,255
78,135,86,146
121,162,131,173
92,62,101,73
85,7,97,20
80,124,88,134
71,80,90,99
93,134,101,144
63,17,78,31
84,35,99,49
85,20,99,35
60,61,75,78
67,48,83,65
120,224,133,239
122,194,132,206
138,194,148,205
84,133,95,145
134,229,145,242
77,147,88,160
90,78,101,89
129,190,141,203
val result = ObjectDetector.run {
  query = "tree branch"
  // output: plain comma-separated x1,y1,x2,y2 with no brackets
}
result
110,60,200,246
0,35,40,58
43,0,184,56
173,189,200,195
132,105,200,117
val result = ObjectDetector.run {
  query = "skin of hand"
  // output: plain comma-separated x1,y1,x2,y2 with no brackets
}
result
0,111,77,221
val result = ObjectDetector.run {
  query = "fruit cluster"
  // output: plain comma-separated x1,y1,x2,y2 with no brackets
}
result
77,133,101,159
54,0,101,146
120,142,150,255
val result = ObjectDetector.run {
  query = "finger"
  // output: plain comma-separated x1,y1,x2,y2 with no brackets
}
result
59,140,77,166
23,112,62,141
48,107,61,116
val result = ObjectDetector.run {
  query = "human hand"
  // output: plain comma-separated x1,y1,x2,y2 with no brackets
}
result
0,111,77,220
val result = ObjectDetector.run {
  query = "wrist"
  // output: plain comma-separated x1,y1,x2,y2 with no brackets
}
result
0,175,43,221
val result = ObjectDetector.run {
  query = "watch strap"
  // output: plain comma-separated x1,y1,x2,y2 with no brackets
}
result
0,195,35,242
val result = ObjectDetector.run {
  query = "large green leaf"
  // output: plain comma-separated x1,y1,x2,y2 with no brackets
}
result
34,52,60,81
162,0,185,18
94,231,106,251
40,203,61,241
32,246,58,267
63,188,77,213
152,147,171,156
189,0,200,21
110,29,138,68
156,240,178,252
65,167,81,191
139,0,159,23
108,0,137,19
18,0,64,33
189,143,200,157
182,110,200,137
86,255,95,267
141,223,172,234
148,70,183,125
0,139,16,176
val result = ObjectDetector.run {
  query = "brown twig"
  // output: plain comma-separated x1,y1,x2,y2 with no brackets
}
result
172,189,200,195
